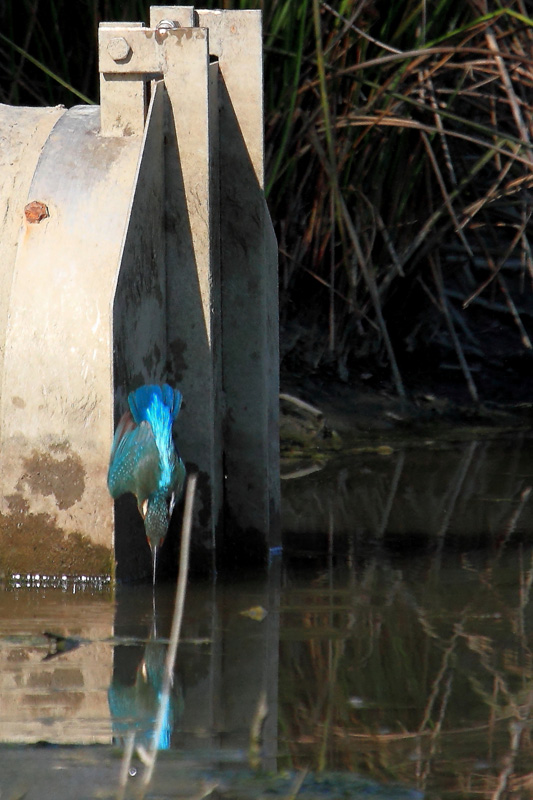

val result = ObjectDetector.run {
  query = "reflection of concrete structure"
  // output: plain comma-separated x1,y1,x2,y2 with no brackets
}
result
0,590,113,744
177,562,280,768
0,6,279,580
111,569,280,767
0,572,281,754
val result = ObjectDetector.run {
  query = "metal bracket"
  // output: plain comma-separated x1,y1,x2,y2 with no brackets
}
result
98,20,209,137
98,6,280,563
99,26,208,76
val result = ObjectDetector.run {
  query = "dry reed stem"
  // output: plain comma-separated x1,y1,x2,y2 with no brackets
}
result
139,473,197,792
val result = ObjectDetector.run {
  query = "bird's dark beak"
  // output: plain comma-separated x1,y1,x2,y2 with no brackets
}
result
150,541,158,587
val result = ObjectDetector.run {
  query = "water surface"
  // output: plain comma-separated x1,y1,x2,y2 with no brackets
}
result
1,431,533,799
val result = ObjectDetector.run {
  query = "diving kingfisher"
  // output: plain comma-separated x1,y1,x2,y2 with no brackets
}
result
108,384,186,584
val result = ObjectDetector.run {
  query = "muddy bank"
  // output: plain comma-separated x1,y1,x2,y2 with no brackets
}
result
280,366,533,459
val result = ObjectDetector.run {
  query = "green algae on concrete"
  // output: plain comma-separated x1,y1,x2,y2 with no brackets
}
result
0,506,114,579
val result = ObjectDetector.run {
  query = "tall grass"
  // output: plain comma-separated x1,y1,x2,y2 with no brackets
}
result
2,1,533,398
263,1,533,398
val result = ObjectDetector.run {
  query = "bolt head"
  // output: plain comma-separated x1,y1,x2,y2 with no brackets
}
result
25,201,49,223
107,37,131,62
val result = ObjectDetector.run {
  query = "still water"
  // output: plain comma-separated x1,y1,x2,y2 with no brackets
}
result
2,432,533,798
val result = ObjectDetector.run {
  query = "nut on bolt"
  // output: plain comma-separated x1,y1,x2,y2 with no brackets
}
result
156,19,179,31
107,36,132,62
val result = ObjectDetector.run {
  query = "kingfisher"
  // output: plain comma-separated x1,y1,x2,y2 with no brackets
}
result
108,384,186,584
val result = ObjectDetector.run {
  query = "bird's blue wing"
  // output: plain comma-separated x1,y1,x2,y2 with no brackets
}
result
108,414,160,500
108,410,135,468
171,457,187,498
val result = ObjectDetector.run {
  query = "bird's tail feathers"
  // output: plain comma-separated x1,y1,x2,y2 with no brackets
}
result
128,384,182,425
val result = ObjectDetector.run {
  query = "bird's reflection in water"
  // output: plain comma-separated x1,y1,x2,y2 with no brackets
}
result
108,590,184,752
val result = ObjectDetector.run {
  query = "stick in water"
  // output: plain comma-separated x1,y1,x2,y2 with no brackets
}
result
139,472,197,793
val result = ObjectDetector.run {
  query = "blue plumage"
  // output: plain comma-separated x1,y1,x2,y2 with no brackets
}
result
128,384,182,426
108,384,186,583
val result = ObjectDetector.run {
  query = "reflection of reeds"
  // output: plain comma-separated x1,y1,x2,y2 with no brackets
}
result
279,547,533,794
283,435,533,551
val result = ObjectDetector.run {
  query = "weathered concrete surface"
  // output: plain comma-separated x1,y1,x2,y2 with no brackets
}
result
0,589,113,744
0,104,65,396
112,81,169,580
0,104,144,570
0,8,279,578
